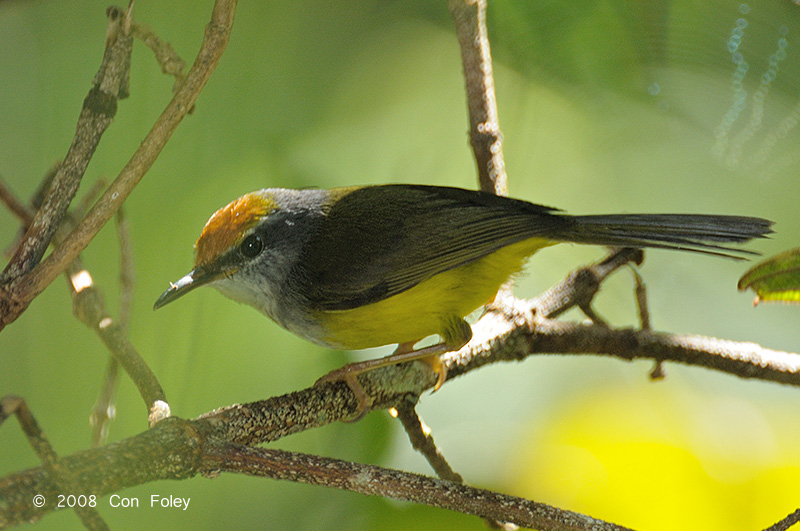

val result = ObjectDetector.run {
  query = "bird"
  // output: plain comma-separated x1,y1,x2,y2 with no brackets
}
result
154,184,772,410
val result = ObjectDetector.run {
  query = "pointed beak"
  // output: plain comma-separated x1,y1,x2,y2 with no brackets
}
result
153,266,223,310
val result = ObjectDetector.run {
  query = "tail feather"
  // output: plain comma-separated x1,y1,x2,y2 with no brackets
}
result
558,214,773,260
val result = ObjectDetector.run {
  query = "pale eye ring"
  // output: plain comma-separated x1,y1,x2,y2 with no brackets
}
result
239,233,264,259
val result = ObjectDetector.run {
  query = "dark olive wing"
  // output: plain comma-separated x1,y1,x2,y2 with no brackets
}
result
297,185,564,310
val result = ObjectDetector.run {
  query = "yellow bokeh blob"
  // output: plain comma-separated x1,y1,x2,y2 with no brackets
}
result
506,380,800,531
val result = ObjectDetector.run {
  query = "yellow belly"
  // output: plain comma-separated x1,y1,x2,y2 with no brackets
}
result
317,237,553,349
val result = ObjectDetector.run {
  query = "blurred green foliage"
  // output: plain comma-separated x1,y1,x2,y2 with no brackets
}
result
1,1,799,529
739,248,800,304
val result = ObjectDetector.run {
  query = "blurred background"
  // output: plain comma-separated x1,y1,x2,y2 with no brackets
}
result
1,0,799,529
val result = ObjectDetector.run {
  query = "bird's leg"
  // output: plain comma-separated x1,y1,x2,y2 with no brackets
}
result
315,317,473,419
315,341,450,417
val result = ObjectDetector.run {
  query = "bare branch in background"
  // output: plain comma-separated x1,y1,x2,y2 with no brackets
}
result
89,208,135,447
0,0,238,330
1,5,133,286
449,0,508,195
0,176,168,422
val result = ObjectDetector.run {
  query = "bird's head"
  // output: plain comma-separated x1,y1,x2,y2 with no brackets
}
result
153,188,327,316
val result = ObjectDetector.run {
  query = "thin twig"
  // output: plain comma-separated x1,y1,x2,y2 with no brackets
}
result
629,266,651,331
531,248,645,319
0,178,34,226
90,357,119,447
90,209,133,446
628,266,666,380
393,403,515,529
67,261,168,421
393,401,463,483
131,21,188,95
116,208,135,331
449,0,508,195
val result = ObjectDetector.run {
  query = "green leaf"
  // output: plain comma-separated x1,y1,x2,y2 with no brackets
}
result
738,248,800,305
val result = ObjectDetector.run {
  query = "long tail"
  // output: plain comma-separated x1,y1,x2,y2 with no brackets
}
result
555,214,773,259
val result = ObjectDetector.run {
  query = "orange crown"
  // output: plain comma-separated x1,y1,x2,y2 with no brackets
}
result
194,192,276,267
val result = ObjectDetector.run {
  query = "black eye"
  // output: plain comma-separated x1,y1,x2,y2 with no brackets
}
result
239,233,264,259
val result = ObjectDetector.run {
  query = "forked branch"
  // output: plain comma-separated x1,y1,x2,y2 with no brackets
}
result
0,0,238,331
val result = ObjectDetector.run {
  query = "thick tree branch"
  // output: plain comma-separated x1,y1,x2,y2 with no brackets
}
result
202,443,633,531
0,416,632,531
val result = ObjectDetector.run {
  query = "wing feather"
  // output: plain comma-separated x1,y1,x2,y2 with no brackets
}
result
299,185,561,310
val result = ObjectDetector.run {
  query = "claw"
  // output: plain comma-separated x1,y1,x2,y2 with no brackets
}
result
424,355,447,392
314,341,454,420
